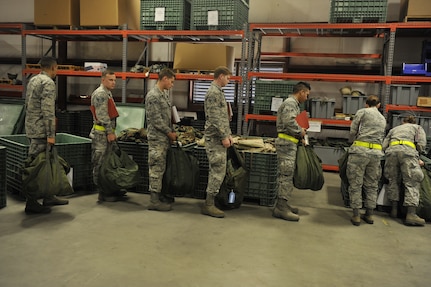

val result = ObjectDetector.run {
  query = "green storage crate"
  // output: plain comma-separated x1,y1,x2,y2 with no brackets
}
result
0,146,6,208
329,0,388,23
0,133,92,194
191,0,249,30
193,146,209,199
141,0,192,30
253,80,296,114
242,151,278,206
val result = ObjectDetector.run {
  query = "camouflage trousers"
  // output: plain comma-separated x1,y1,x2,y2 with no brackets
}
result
148,138,170,193
91,132,108,187
205,136,227,195
347,153,381,209
384,152,424,206
275,138,297,201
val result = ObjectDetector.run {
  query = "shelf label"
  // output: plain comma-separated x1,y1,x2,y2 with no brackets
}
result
271,97,283,112
307,121,322,132
155,7,165,22
208,11,219,26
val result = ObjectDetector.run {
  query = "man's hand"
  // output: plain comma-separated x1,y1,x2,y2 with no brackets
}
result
47,137,55,145
107,133,116,142
419,159,425,167
222,136,233,148
167,131,177,143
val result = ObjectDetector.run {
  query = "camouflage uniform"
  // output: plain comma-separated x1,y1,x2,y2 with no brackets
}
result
25,71,56,159
146,85,173,193
347,107,386,209
204,82,232,196
382,123,426,206
90,84,117,190
275,96,302,201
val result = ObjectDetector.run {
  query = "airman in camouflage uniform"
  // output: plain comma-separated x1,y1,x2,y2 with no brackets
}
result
90,70,122,202
382,115,427,226
202,66,233,218
347,95,386,226
24,56,69,214
273,82,310,222
146,68,177,211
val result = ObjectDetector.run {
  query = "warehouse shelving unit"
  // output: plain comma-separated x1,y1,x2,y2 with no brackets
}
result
21,29,245,95
244,22,431,170
0,23,26,97
244,22,431,125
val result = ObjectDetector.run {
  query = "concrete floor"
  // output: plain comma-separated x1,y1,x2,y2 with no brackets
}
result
1,172,430,287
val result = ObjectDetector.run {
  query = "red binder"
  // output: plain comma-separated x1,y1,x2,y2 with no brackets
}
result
295,110,309,129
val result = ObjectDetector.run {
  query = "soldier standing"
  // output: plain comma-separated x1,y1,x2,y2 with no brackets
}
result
273,82,310,222
145,68,176,211
382,115,426,226
202,66,233,218
347,95,386,226
90,70,123,202
24,56,69,214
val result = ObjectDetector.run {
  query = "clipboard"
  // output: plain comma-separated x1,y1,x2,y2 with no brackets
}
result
295,110,309,129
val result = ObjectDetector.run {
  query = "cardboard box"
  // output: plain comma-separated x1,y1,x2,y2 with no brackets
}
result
400,0,431,21
84,62,107,72
417,97,431,107
173,43,234,72
34,0,80,26
80,0,140,29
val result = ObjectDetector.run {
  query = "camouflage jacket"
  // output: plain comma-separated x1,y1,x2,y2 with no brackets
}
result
25,71,56,139
145,85,172,141
276,96,302,138
91,84,117,134
349,107,386,156
383,123,427,156
204,82,231,140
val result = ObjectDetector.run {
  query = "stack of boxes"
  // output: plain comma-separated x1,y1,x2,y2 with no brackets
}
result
34,0,249,31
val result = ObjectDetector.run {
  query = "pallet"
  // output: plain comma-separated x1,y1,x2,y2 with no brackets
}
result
404,15,431,22
34,25,78,30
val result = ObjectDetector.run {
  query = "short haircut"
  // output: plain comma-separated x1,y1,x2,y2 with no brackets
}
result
293,81,311,94
402,115,417,124
214,66,232,79
158,68,175,81
39,56,57,69
102,69,115,78
366,95,380,107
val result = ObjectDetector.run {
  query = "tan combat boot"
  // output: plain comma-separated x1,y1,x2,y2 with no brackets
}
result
361,208,374,224
405,206,425,226
351,208,360,226
201,193,225,218
148,192,172,211
272,198,299,221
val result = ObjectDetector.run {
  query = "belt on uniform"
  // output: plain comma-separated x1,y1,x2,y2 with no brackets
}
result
278,133,299,144
352,140,382,150
390,140,416,149
93,124,115,132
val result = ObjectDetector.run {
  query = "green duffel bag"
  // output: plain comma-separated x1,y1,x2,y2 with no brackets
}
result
293,144,324,191
418,168,431,221
22,146,74,199
161,145,200,203
216,146,248,210
98,143,140,195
